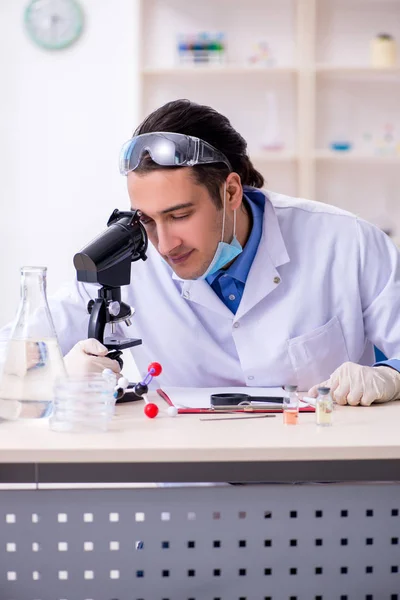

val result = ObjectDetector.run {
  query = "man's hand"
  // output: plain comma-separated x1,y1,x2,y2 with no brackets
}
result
308,361,400,406
64,339,122,377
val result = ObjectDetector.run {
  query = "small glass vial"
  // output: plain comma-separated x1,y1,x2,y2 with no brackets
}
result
316,387,333,427
283,385,299,425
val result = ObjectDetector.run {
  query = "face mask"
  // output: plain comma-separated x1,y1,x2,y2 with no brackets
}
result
197,182,243,280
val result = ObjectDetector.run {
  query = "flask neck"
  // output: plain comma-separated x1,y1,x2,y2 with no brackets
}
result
12,266,57,340
20,267,47,308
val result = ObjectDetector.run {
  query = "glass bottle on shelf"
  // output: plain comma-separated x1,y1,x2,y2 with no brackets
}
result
316,387,333,427
0,267,66,419
283,385,299,425
262,91,284,152
329,89,353,153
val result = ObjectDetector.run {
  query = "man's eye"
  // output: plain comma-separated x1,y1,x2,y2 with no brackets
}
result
140,217,154,226
171,214,189,220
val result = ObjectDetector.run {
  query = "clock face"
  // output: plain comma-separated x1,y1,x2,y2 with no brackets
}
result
24,0,84,50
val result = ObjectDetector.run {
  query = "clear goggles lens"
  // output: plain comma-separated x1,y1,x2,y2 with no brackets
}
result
119,132,231,175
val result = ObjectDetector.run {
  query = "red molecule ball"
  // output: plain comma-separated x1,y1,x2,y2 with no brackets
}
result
144,403,159,419
148,362,162,377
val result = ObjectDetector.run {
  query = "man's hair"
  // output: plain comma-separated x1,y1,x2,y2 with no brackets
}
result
133,99,264,207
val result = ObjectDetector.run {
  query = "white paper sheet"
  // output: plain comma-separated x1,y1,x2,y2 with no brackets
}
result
160,386,287,409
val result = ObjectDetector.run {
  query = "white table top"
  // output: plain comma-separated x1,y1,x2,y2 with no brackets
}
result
0,393,399,464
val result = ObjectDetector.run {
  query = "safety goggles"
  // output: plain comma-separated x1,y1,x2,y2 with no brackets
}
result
119,132,232,175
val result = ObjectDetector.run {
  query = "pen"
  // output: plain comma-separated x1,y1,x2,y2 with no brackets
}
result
200,414,277,421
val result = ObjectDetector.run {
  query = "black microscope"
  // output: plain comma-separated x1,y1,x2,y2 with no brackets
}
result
73,209,149,401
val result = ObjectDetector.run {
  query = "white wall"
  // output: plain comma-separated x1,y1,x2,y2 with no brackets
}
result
0,0,141,327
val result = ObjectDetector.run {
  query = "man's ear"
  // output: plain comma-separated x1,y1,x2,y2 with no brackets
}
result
226,172,243,210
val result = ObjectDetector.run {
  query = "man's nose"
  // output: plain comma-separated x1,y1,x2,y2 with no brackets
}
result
156,224,181,256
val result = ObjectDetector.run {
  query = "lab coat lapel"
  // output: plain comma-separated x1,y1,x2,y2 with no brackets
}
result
172,275,233,318
235,195,290,320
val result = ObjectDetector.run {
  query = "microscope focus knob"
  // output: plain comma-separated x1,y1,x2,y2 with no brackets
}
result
87,300,95,314
108,301,121,317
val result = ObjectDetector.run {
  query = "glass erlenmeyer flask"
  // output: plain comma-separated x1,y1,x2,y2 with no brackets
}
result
0,267,66,419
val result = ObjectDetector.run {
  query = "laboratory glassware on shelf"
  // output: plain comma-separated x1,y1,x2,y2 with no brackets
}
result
262,91,284,152
176,32,226,66
371,33,397,68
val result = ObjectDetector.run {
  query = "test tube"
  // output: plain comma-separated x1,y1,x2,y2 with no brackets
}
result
316,387,333,426
283,385,299,425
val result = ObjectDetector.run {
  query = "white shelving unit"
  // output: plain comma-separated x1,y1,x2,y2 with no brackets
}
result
315,150,400,163
141,66,298,75
137,0,400,238
316,65,400,74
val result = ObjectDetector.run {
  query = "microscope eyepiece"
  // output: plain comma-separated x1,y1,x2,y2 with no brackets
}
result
73,209,148,287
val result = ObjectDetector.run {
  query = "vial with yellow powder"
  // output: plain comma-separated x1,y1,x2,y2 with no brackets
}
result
316,387,333,427
283,385,299,425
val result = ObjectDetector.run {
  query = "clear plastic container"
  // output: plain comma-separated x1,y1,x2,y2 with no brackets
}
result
49,374,117,433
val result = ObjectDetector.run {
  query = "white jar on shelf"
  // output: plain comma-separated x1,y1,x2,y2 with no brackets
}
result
370,34,397,68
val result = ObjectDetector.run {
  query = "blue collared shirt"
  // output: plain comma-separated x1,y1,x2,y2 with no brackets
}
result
375,358,400,371
206,187,265,314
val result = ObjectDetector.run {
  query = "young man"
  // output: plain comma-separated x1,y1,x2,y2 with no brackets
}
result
27,100,400,405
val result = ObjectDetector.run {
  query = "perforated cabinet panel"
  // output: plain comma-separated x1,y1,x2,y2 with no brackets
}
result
0,484,399,600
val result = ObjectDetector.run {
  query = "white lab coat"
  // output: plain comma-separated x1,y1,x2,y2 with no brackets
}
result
11,191,400,390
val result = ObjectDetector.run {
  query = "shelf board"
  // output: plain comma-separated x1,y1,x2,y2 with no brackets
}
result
251,151,297,162
316,65,400,76
314,151,400,163
141,65,297,76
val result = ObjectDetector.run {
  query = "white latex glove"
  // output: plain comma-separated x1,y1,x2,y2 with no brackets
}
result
308,361,400,406
64,338,121,377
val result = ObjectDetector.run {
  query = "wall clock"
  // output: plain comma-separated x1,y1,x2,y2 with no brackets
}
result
24,0,84,50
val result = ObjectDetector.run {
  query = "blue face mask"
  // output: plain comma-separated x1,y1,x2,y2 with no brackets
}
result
197,182,243,280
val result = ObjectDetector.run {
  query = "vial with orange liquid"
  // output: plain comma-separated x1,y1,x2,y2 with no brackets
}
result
283,385,299,425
